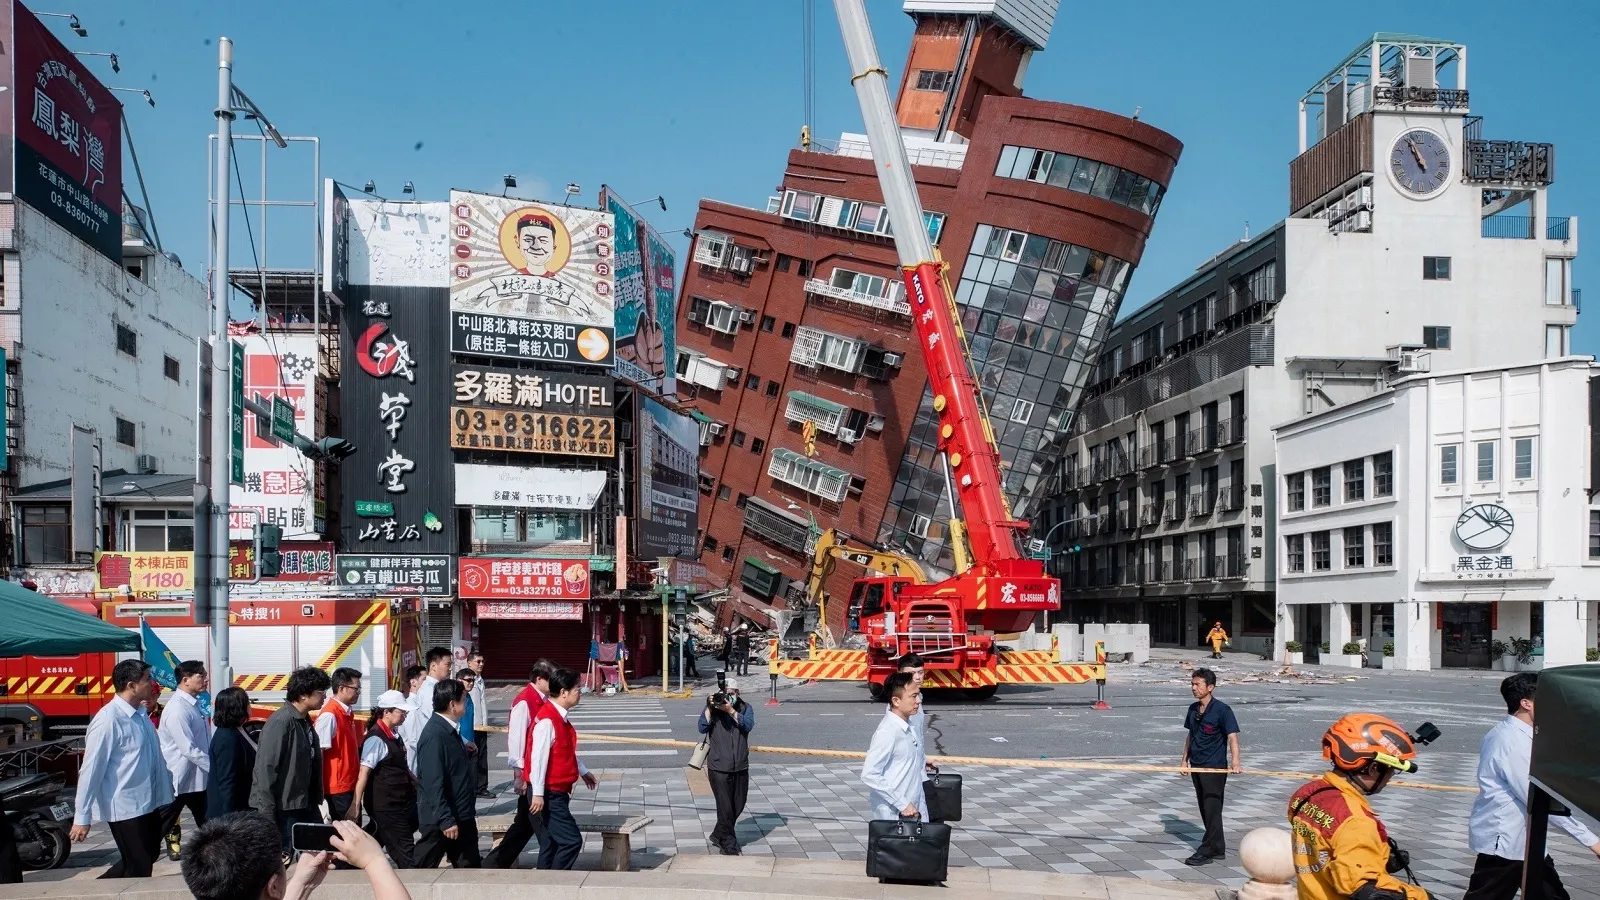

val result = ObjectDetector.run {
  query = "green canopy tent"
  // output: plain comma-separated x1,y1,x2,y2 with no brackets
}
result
1525,664,1600,899
0,580,140,657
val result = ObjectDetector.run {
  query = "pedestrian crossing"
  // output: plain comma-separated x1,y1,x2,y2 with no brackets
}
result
570,696,681,758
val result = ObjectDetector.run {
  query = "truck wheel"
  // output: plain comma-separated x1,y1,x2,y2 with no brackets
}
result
964,686,998,701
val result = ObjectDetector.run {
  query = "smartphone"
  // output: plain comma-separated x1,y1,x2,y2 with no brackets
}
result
291,822,339,853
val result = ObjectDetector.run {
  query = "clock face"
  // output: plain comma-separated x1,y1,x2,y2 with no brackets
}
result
1454,504,1514,552
1390,129,1452,197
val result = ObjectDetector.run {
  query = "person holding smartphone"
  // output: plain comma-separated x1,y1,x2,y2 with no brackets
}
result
181,813,410,900
698,678,755,855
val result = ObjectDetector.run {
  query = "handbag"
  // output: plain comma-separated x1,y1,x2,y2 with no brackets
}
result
866,815,950,883
688,735,710,770
923,769,962,823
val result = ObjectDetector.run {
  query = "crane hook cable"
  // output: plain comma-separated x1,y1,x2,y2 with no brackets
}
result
570,732,1474,793
850,66,888,85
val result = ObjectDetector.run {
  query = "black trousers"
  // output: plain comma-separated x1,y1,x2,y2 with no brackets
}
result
1463,853,1569,900
484,788,544,868
536,791,582,870
158,790,207,840
368,806,417,869
473,732,490,793
415,819,480,869
708,769,749,848
1190,773,1227,857
326,792,355,822
100,811,162,879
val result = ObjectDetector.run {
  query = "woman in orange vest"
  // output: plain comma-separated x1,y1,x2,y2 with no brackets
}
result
314,667,364,823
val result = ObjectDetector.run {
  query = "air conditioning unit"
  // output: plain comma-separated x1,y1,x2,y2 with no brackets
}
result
724,367,742,382
837,427,861,444
688,306,704,324
737,308,757,325
866,415,885,433
1353,210,1372,231
881,352,903,367
707,422,726,436
1396,350,1431,374
729,255,753,275
135,454,160,474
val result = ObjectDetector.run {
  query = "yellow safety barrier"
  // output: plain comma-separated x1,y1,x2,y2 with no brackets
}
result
570,732,1475,794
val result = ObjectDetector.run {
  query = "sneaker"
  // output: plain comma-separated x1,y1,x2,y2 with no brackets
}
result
719,843,739,856
476,790,496,799
1183,852,1214,867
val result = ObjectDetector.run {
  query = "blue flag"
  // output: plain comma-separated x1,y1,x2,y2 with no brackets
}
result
141,619,212,718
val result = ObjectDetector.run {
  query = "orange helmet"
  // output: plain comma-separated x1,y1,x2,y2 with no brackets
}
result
1322,713,1419,773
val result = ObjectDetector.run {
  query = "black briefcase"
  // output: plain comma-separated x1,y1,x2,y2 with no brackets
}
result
924,770,962,823
866,816,950,883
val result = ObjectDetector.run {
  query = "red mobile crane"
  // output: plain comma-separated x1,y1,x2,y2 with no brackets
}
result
769,1,1102,699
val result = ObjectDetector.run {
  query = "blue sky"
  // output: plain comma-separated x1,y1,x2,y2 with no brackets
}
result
51,0,1600,351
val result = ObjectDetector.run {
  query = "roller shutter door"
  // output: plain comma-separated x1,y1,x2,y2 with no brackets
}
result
478,619,590,682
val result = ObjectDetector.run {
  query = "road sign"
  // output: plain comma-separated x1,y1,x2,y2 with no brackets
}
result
271,395,296,444
229,340,245,486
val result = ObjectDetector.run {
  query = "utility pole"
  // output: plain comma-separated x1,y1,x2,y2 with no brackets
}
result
206,37,236,688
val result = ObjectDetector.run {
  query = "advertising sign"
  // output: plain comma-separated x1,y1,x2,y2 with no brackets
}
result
448,190,615,367
476,600,585,621
321,179,351,303
450,408,615,458
229,333,321,540
601,187,677,393
459,557,591,601
452,365,613,414
336,554,452,595
94,551,195,597
637,397,699,558
346,198,449,289
641,221,679,395
11,1,123,260
229,540,336,581
454,463,607,509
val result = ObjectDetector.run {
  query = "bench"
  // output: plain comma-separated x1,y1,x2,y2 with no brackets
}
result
479,812,653,871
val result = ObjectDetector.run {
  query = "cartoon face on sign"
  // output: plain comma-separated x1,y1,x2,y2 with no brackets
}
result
500,210,572,277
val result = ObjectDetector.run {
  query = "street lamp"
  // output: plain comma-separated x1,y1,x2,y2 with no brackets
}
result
74,51,118,73
36,12,87,37
108,86,154,108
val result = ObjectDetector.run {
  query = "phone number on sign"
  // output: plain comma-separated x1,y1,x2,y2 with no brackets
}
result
450,407,615,457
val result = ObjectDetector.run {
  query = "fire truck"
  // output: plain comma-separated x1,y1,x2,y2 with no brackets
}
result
0,592,421,738
767,0,1102,700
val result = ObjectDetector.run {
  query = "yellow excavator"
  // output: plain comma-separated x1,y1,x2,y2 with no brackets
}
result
802,528,928,649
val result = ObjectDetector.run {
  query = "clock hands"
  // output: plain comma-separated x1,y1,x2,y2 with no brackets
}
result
1406,138,1427,170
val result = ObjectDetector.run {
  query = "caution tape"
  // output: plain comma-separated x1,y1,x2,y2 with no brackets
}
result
572,732,1475,794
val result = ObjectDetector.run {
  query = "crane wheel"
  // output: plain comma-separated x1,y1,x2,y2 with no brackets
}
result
964,686,998,701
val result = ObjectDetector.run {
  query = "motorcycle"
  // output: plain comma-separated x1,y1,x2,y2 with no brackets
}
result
0,772,72,870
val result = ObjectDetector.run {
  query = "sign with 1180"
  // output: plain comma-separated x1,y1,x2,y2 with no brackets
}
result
449,407,615,458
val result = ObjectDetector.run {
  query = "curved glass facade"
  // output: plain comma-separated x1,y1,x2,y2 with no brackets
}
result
876,223,1132,567
995,146,1167,216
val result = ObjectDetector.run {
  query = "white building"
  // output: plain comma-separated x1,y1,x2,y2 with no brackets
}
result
1273,357,1598,671
1,200,209,567
1039,34,1580,657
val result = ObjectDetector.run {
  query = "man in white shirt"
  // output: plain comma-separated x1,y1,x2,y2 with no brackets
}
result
400,647,453,774
468,650,491,798
156,660,212,861
71,659,175,878
525,667,597,870
483,659,556,869
1466,672,1600,900
861,672,927,822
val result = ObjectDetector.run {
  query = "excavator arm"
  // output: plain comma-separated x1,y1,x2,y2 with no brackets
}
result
804,528,928,647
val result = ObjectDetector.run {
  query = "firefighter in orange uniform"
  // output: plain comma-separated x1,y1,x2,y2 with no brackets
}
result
1206,622,1229,659
1288,713,1431,900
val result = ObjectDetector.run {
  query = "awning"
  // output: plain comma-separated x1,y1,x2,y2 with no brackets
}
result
690,410,715,424
0,581,141,657
742,556,780,576
771,447,849,481
787,390,845,415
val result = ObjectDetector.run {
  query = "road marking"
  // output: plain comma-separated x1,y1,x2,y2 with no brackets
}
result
575,728,671,734
819,713,845,717
776,713,800,716
1100,714,1130,718
576,749,681,757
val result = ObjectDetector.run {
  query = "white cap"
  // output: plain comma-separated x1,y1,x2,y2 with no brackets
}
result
375,689,407,710
723,678,739,692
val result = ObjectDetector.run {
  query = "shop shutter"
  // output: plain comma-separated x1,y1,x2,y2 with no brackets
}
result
421,604,455,651
479,619,590,682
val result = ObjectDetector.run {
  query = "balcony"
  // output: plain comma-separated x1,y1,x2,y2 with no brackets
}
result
1216,417,1245,447
1481,216,1573,240
1224,556,1249,579
1178,558,1199,581
804,278,911,315
1118,510,1136,532
1217,486,1246,514
1163,498,1185,523
1189,492,1215,517
1139,503,1161,527
742,497,812,554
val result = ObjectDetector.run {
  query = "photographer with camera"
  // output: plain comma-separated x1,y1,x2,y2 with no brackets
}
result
698,678,756,855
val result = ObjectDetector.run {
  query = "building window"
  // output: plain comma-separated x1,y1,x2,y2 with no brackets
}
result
745,374,761,391
797,259,813,278
736,493,749,508
750,438,765,454
1344,526,1365,568
765,381,780,399
123,508,196,552
1011,399,1035,424
775,255,792,273
1311,531,1331,571
1476,441,1496,482
163,355,180,382
914,69,952,91
1373,452,1393,497
700,472,716,493
717,485,731,501
1423,326,1451,350
768,448,852,502
731,430,746,448
1312,467,1331,507
721,546,735,562
1373,521,1393,566
21,507,70,565
1286,534,1305,573
116,417,136,447
780,322,796,340
1344,459,1365,502
703,535,719,552
1591,511,1600,559
760,315,776,333
115,323,137,357
1546,324,1570,358
1514,437,1534,480
1440,445,1459,485
791,326,865,373
1286,473,1305,512
1423,256,1451,280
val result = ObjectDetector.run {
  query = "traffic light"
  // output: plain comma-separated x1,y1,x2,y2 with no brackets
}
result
672,588,688,624
257,523,283,577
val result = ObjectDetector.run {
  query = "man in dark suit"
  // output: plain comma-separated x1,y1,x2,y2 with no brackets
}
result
414,678,480,868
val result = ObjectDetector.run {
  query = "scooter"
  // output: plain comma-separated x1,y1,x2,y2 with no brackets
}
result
0,773,73,870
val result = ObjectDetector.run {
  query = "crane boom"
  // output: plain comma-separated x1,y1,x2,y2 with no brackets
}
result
832,0,1023,570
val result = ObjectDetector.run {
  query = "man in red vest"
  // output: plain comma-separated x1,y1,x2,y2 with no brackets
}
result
483,659,556,869
529,667,597,869
315,667,364,824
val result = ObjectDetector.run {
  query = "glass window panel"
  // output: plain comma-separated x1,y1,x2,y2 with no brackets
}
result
1128,176,1151,213
956,279,977,306
167,526,195,552
976,257,999,283
1021,234,1049,267
1044,303,1068,328
1003,291,1030,317
1010,149,1035,180
1027,150,1054,182
995,146,1019,177
985,284,1010,311
1025,295,1051,321
1091,163,1119,198
981,226,1004,258
1046,154,1077,189
475,508,520,542
1042,240,1069,272
134,526,166,552
1070,158,1100,193
1032,270,1058,297
1083,251,1108,283
1061,245,1091,281
1514,438,1534,479
995,317,1020,342
1110,169,1137,205
1010,266,1039,295
977,311,1000,335
991,261,1018,289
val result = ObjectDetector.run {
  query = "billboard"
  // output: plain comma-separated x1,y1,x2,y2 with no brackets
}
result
454,463,607,510
476,600,585,621
321,179,351,304
229,333,321,540
10,1,122,260
336,554,451,596
448,190,615,367
601,187,678,393
637,397,699,558
449,363,615,458
641,218,679,395
459,558,591,601
95,551,195,597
